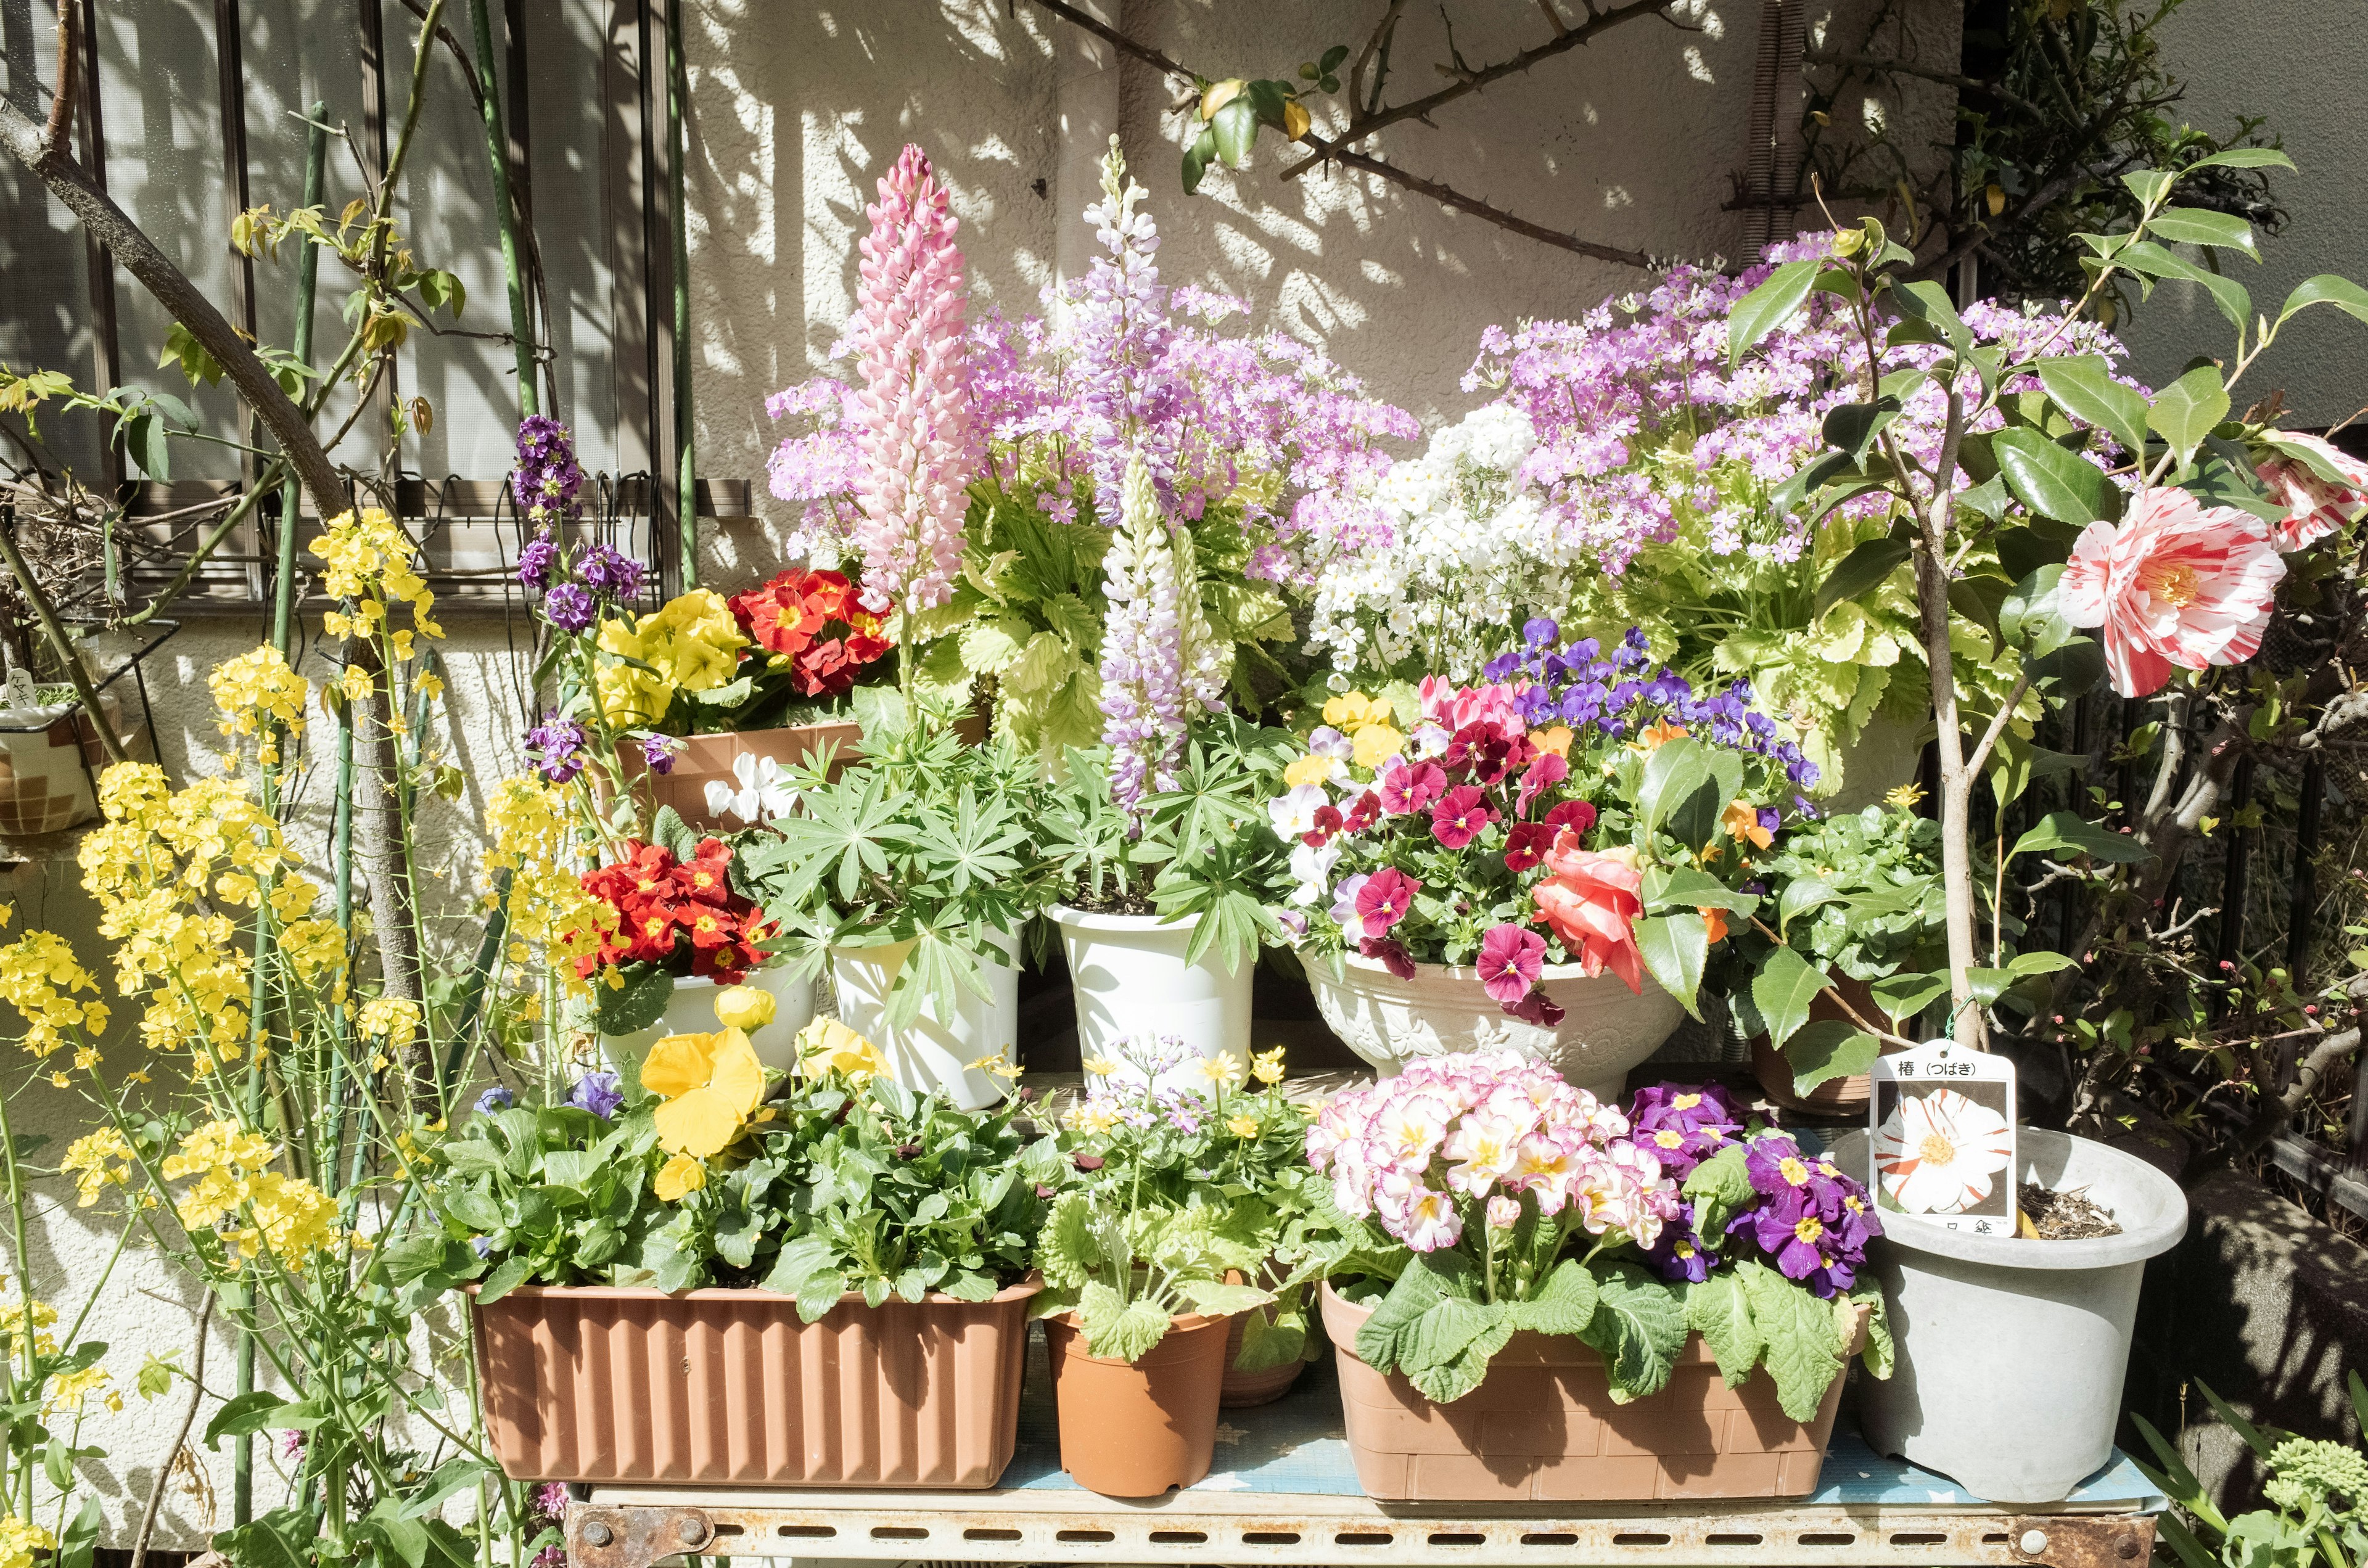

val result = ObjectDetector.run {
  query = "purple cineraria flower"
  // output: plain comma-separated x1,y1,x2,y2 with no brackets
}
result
526,711,589,783
474,1085,514,1114
517,531,561,592
578,543,646,601
543,583,595,635
641,734,680,776
1627,1083,1746,1177
569,1070,623,1120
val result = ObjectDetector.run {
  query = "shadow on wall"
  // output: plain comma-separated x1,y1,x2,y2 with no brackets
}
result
680,0,1961,559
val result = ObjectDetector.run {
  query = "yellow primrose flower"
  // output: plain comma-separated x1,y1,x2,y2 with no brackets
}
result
642,1027,767,1157
1227,1114,1260,1138
654,1152,707,1202
1722,800,1774,850
1197,1051,1244,1088
1283,753,1337,789
1350,724,1405,768
713,984,776,1031
1251,1045,1286,1085
796,1018,889,1083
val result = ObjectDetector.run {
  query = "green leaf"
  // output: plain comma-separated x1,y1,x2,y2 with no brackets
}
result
2010,810,2152,865
1181,127,1217,195
2147,206,2258,257
57,1498,102,1568
1513,1260,1600,1337
2147,365,2232,469
474,1255,533,1305
1888,278,1972,358
1814,538,1912,619
2276,273,2368,330
206,1390,293,1450
1077,1279,1172,1362
1998,564,2073,658
1738,1260,1846,1422
1178,1279,1273,1318
1637,737,1714,838
2008,950,2077,977
1728,260,1820,370
1992,427,2111,525
1576,1266,1687,1401
1683,1271,1761,1388
1753,945,1830,1054
398,1458,495,1520
1821,397,1902,464
1849,1284,1893,1381
2117,242,2252,332
1948,573,2010,659
1210,96,1259,168
1777,876,1843,934
1965,967,2015,1007
1870,970,1948,1023
1636,914,1710,1022
1784,1020,1881,1093
1682,1144,1756,1239
215,1509,316,1568
2036,357,2148,454
2185,147,2294,173
591,964,673,1036
1643,866,1759,914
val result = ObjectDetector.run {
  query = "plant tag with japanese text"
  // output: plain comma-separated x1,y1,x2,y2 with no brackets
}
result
2,666,35,711
1867,1042,2018,1234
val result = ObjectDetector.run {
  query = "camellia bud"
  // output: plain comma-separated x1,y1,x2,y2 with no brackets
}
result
1830,226,1865,258
713,985,777,1031
1202,78,1244,121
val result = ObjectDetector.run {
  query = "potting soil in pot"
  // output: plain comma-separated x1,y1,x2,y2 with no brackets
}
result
2017,1182,2124,1239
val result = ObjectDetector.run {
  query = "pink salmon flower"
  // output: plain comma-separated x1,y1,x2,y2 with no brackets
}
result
2059,487,2284,699
1531,839,1645,993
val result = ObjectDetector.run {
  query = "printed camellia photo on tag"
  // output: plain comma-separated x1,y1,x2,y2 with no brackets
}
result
1868,1045,2018,1234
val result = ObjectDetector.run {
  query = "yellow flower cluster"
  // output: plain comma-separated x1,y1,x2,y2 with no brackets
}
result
0,1514,54,1568
61,1127,136,1207
208,645,310,765
311,508,443,659
358,996,421,1051
595,589,746,728
78,764,313,1069
0,1283,58,1361
162,1120,341,1271
482,775,614,999
0,931,109,1059
45,1363,121,1416
795,1018,887,1083
1287,691,1403,778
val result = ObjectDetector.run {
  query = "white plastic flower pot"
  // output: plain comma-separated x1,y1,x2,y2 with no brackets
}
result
1306,950,1684,1104
1050,906,1250,1091
829,930,1018,1111
600,966,816,1075
1830,1127,2189,1504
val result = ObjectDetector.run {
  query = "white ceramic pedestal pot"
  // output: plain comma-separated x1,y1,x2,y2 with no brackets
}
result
601,966,816,1075
1050,906,1250,1090
1831,1127,2189,1504
1307,951,1685,1104
830,930,1018,1111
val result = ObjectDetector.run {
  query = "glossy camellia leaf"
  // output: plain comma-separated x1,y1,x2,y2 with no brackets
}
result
1888,277,1973,359
1180,126,1217,194
1814,538,1912,618
1210,96,1259,168
1637,913,1711,1022
1992,427,2111,525
1870,970,1950,1024
1999,564,2073,657
1822,396,1902,463
2012,810,2153,864
1753,945,1830,1054
2276,273,2368,330
1727,260,1820,369
2036,356,2148,454
2145,206,2259,258
2010,950,2079,977
2147,364,2232,469
1643,864,1760,914
2116,240,2253,331
1784,1020,1880,1093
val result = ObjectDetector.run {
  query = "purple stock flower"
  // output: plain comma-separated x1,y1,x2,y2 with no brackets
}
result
474,1085,514,1114
569,1070,623,1120
526,710,589,783
517,531,561,592
512,415,585,530
579,543,646,601
1627,1082,1746,1177
543,583,595,634
641,734,680,776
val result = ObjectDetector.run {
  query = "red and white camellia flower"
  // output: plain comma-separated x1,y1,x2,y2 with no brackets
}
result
2059,486,2285,699
1872,1087,2013,1215
2256,432,2368,551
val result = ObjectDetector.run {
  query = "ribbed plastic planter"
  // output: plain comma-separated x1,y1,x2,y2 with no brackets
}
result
472,1278,1040,1487
1320,1284,1849,1502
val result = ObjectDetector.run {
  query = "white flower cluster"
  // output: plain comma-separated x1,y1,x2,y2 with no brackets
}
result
1305,406,1583,683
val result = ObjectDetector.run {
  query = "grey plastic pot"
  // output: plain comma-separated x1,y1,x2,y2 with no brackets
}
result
1830,1127,2187,1504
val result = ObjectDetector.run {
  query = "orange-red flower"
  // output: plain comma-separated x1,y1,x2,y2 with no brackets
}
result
1531,836,1645,993
725,568,895,697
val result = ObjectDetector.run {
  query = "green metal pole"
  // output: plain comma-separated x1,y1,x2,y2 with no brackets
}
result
273,102,327,657
466,0,538,414
667,0,696,588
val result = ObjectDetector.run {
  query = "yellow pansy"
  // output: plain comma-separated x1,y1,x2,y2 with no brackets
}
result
642,1027,767,1157
796,1018,889,1083
1350,724,1405,768
1322,692,1393,731
713,984,776,1031
654,1152,707,1202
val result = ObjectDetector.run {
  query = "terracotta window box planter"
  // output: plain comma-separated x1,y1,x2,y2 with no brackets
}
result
1319,1282,1849,1503
472,1278,1039,1487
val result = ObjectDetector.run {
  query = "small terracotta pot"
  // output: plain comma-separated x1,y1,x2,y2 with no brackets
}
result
1748,974,1903,1114
472,1276,1039,1486
1220,1309,1307,1408
1322,1283,1850,1502
1044,1310,1231,1496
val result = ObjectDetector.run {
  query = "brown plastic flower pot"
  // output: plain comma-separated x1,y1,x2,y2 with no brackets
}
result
1748,974,1903,1115
1043,1310,1231,1497
1320,1283,1848,1502
472,1277,1039,1487
1220,1309,1307,1408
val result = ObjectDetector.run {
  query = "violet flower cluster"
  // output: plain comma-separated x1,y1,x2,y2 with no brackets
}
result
847,143,981,612
1628,1084,1879,1298
512,417,647,635
524,710,589,784
512,416,584,532
1096,456,1224,813
1306,1051,1676,1255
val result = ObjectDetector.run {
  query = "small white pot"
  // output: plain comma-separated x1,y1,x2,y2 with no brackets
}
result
1831,1127,2189,1504
599,967,816,1074
830,930,1018,1111
1050,906,1251,1091
1306,950,1684,1104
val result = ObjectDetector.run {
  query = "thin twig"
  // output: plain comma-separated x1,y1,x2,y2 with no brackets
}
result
128,1291,213,1568
41,0,78,160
